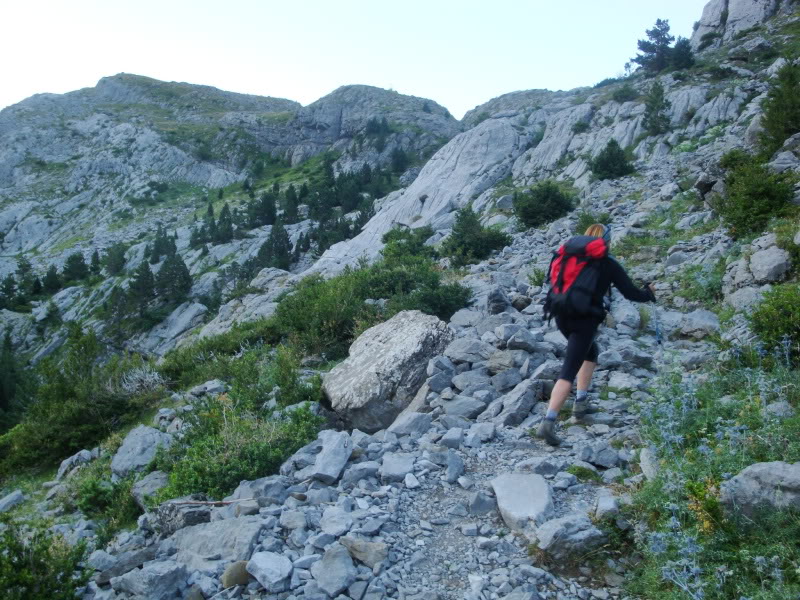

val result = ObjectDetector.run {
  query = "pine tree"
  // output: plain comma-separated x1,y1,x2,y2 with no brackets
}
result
90,249,101,275
43,265,62,294
155,253,192,303
643,81,672,136
63,252,89,282
216,203,234,243
128,261,154,316
0,330,18,419
261,220,292,270
759,62,800,156
631,19,675,74
15,257,34,297
284,185,299,224
591,139,635,180
204,202,217,242
30,277,43,296
0,275,15,309
104,242,127,275
670,37,694,70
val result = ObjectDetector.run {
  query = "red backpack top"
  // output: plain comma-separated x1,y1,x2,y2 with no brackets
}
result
543,235,608,320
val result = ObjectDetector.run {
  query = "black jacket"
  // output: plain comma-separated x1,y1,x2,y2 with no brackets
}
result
595,257,655,310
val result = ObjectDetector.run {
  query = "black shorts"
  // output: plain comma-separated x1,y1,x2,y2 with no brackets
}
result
555,316,601,382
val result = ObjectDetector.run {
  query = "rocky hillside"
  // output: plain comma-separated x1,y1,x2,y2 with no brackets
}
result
1,0,800,599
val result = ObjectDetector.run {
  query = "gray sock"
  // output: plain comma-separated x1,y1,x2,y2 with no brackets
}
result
575,390,588,402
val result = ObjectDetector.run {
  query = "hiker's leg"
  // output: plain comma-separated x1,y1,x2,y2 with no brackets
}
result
576,360,596,392
547,378,573,413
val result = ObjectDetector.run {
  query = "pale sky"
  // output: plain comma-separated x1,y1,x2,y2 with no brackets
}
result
1,0,706,119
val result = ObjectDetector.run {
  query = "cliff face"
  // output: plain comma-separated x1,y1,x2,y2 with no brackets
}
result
690,0,799,50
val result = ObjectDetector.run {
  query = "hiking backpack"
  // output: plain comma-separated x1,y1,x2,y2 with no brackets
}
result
543,235,609,320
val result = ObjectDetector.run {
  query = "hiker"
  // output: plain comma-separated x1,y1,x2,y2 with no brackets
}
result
535,223,656,446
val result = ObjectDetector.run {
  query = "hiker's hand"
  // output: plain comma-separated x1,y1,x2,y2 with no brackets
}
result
648,283,656,294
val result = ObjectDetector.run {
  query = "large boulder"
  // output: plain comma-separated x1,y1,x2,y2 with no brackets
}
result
721,461,800,518
323,311,454,432
110,560,187,600
110,426,172,480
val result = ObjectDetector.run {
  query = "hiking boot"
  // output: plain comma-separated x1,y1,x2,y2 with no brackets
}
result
572,401,600,419
535,419,562,446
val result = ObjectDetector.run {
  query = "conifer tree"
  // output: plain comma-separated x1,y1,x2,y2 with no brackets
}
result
591,139,635,180
104,242,127,275
284,185,299,224
631,19,675,74
670,37,694,70
155,253,192,303
0,275,15,309
90,249,101,275
204,202,217,242
30,277,43,296
759,62,800,156
63,252,89,282
216,203,234,243
0,330,18,422
43,265,62,294
260,220,292,270
643,81,672,136
128,261,154,316
15,257,34,297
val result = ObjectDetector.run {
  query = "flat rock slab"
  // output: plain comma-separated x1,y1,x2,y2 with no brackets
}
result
0,489,25,513
721,460,800,518
171,516,263,574
247,551,292,593
490,473,553,537
310,430,353,485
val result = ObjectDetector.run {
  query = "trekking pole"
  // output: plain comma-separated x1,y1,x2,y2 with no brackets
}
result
652,304,662,346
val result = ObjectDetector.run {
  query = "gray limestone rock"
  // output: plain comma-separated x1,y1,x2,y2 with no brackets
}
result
536,513,606,560
487,287,512,314
310,430,353,485
56,449,94,480
381,452,416,483
110,560,187,600
387,411,433,436
110,425,172,479
749,245,790,283
680,309,720,340
340,535,388,568
247,552,293,593
171,516,263,573
0,489,25,513
310,543,357,597
491,473,554,537
131,470,169,510
444,338,495,364
323,311,453,432
445,396,487,419
721,461,800,518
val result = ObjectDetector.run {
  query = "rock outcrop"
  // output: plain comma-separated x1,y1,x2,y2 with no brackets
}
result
323,310,453,432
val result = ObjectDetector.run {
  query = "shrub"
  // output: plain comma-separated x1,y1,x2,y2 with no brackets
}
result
758,62,800,157
0,326,164,478
70,468,141,544
440,206,511,266
513,180,576,229
571,120,590,134
698,32,722,51
594,77,621,88
0,518,89,600
749,284,800,358
611,83,638,103
713,150,795,236
591,139,634,180
528,268,546,287
156,397,322,500
575,209,611,234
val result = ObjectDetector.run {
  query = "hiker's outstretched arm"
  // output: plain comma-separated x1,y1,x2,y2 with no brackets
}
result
608,259,655,302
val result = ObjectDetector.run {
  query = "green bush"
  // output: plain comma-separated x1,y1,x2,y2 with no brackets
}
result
713,150,796,237
643,81,671,136
155,398,321,500
749,284,800,358
513,180,576,229
759,62,800,157
440,205,511,267
0,326,164,479
611,83,638,103
0,518,89,600
591,139,634,180
571,120,590,134
575,209,611,234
